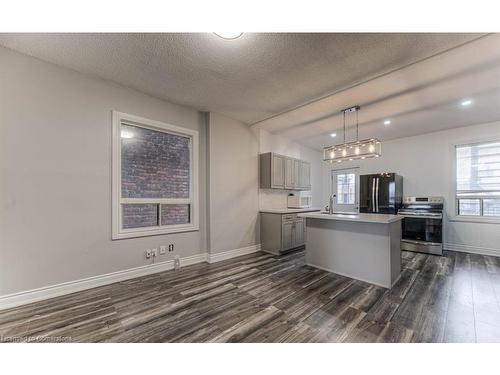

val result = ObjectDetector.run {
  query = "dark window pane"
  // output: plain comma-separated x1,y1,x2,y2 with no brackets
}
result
458,199,480,216
121,124,190,199
160,204,190,226
483,199,500,217
122,204,159,229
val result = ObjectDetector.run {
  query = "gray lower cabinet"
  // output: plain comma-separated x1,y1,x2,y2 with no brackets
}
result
261,212,306,255
260,152,311,190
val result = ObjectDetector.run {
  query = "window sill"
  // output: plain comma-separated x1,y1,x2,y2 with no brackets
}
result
449,216,500,224
112,224,199,240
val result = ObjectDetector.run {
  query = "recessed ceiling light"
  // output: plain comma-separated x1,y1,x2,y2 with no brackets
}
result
461,99,473,106
384,120,391,125
330,133,337,138
214,32,243,40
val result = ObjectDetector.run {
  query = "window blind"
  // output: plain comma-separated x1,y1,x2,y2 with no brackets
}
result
456,141,500,217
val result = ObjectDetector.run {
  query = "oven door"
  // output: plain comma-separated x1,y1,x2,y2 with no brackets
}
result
400,215,442,244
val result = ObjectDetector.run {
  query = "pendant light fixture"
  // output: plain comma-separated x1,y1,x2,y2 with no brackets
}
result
323,105,381,163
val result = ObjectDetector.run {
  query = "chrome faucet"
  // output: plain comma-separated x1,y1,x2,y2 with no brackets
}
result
328,194,336,214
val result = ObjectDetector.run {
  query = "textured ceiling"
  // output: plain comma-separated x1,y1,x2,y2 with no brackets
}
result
0,33,484,126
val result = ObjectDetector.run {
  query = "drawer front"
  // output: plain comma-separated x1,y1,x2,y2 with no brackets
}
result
282,213,298,222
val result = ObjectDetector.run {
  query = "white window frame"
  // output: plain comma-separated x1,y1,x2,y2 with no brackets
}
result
451,137,500,224
112,111,199,239
331,167,360,213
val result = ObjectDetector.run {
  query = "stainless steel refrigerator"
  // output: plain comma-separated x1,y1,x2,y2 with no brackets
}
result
359,173,403,214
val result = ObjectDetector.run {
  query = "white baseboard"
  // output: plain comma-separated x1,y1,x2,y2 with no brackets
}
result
0,253,207,311
207,244,262,264
0,244,263,311
444,243,500,257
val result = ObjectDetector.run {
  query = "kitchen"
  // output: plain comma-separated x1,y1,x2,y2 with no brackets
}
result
258,105,446,288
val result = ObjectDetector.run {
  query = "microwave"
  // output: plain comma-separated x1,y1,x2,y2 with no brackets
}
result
287,195,312,209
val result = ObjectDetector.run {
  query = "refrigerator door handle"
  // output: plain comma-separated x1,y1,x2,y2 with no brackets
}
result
375,178,379,213
371,178,375,212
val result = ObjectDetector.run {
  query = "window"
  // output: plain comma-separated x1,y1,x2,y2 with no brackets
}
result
112,111,199,239
337,173,356,204
455,140,500,218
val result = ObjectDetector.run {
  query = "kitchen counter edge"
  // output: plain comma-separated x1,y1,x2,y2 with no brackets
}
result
259,208,322,214
297,212,403,224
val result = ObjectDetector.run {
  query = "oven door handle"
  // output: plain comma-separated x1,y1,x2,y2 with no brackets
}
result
398,213,443,219
401,239,443,246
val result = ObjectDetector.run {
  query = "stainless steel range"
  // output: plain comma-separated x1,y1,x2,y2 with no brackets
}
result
398,196,444,256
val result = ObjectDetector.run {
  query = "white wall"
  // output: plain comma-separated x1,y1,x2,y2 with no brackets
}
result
208,113,260,254
257,128,324,209
322,121,500,256
0,46,208,295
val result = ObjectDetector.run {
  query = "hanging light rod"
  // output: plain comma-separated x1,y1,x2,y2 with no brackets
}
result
323,105,382,163
342,105,360,113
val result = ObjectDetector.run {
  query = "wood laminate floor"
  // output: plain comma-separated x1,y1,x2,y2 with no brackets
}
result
1,249,500,343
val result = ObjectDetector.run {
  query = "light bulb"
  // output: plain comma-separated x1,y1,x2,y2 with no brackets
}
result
342,149,347,157
368,144,375,153
355,147,360,155
330,150,335,158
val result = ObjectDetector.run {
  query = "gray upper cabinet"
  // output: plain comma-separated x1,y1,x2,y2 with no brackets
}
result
284,157,294,189
261,153,285,189
293,159,300,189
272,154,285,188
260,152,311,190
299,161,311,190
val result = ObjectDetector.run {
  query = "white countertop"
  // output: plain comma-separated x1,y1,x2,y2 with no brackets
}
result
259,207,321,214
297,212,403,224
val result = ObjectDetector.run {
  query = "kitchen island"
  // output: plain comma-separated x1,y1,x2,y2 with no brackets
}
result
297,212,403,288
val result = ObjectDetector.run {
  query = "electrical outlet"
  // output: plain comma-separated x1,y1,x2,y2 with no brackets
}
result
145,249,152,259
152,248,158,257
168,244,174,252
159,246,167,255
